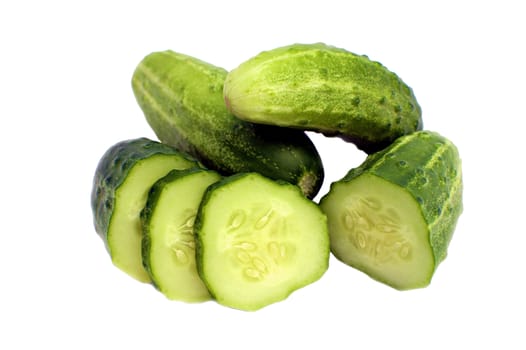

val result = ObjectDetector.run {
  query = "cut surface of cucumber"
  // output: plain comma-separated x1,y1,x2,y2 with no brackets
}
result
321,174,433,289
195,172,329,311
109,155,196,282
141,168,221,302
91,138,197,282
319,130,463,290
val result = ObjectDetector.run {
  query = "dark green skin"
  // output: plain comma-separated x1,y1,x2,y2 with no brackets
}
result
131,50,324,199
224,43,423,153
91,138,198,247
321,130,463,265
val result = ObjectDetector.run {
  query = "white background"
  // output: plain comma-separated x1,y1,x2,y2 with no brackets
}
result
1,0,524,348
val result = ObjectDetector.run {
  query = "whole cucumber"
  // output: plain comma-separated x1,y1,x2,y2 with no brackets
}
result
132,50,324,199
224,43,422,153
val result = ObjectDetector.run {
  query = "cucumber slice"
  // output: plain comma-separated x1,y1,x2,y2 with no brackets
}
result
141,168,221,302
319,131,463,290
194,172,329,311
91,138,198,282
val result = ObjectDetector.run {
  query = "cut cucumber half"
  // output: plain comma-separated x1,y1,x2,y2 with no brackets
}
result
194,172,329,311
319,131,463,290
141,168,221,302
321,174,433,289
91,138,198,282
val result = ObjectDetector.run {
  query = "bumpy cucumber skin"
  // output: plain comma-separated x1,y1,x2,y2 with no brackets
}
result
140,167,217,292
321,130,462,268
224,43,422,153
91,138,198,249
131,50,324,199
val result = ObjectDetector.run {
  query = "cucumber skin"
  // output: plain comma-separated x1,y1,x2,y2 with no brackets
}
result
224,43,422,153
321,130,462,266
140,167,217,290
91,138,198,248
131,50,324,199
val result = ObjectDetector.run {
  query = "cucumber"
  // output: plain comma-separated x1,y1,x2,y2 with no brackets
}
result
141,168,221,302
319,131,462,289
194,172,329,311
91,138,198,282
224,43,422,153
131,50,324,198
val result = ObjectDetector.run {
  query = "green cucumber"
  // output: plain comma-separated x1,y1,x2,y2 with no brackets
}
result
141,168,221,302
319,131,462,289
131,50,324,198
224,43,422,153
194,172,329,311
91,138,198,282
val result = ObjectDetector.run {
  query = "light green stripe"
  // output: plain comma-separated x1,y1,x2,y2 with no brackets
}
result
133,68,181,126
405,139,450,187
423,140,450,170
428,171,462,230
135,64,171,97
370,135,412,172
159,51,226,78
134,64,200,126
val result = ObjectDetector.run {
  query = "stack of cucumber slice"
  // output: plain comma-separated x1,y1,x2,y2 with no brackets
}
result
91,43,463,311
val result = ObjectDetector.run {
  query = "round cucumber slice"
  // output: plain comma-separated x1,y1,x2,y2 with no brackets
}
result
194,172,329,311
141,168,221,302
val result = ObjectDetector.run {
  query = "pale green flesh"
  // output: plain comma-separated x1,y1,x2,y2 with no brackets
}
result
108,155,195,282
320,173,434,290
199,174,329,311
147,171,221,302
